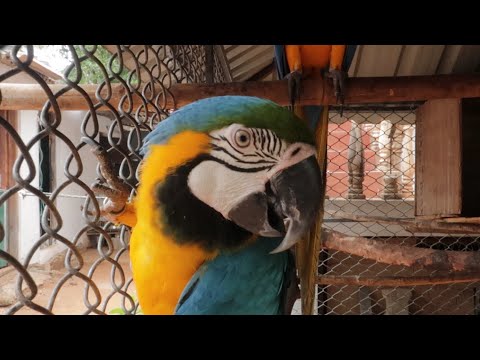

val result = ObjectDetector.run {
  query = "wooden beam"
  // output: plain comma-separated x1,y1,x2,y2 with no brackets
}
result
3,74,480,111
0,83,134,111
329,211,480,234
317,273,480,287
0,54,62,82
0,110,17,189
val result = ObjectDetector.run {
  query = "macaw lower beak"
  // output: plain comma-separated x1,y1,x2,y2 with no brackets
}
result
228,150,322,254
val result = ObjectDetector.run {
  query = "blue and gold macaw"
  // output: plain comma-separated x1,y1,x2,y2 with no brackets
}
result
111,96,322,314
273,45,357,313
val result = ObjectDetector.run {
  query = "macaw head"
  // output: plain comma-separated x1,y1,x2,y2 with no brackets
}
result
139,96,322,254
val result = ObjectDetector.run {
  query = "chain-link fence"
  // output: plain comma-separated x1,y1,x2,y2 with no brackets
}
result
0,45,227,314
1,45,479,315
315,106,480,315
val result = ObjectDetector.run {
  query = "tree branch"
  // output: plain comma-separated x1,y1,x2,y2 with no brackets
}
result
322,229,480,272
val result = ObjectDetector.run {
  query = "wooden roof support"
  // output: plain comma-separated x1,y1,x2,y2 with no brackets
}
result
213,45,233,82
3,74,480,111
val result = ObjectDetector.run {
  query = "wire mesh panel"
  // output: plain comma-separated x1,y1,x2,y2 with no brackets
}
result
1,45,479,315
0,45,227,314
316,105,480,315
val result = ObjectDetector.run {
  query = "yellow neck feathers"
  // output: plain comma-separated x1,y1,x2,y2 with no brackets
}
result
130,131,217,315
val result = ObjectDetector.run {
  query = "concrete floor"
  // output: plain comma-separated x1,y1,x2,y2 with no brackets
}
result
0,248,137,315
0,248,302,315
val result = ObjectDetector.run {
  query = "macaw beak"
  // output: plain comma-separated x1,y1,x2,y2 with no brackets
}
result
228,144,323,254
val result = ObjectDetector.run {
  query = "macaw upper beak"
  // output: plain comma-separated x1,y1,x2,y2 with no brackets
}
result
266,155,322,253
228,144,323,254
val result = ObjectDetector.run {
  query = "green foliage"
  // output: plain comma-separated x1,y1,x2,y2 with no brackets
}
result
34,45,138,85
68,45,137,85
109,294,143,315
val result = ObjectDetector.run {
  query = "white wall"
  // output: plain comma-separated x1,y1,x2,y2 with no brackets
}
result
12,109,118,264
51,111,105,253
1,63,118,264
2,63,46,261
15,110,41,261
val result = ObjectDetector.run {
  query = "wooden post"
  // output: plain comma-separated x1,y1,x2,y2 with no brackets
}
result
416,99,462,217
0,110,17,189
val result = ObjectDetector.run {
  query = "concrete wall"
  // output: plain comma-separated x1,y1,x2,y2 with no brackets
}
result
51,112,112,250
7,108,117,264
16,110,41,262
29,111,116,264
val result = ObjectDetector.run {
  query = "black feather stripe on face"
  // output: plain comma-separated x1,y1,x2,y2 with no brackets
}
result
155,155,252,252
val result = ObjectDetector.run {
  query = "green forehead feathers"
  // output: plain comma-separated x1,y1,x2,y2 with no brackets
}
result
142,96,315,154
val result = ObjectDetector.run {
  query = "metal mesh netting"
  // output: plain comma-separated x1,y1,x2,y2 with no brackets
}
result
1,45,479,315
313,106,480,315
0,45,227,314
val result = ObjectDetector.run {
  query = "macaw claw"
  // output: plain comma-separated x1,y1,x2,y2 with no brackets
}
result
285,70,302,108
82,137,131,223
326,69,347,103
326,68,347,117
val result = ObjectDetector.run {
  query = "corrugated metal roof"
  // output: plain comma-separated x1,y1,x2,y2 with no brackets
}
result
221,45,480,81
102,45,480,83
223,45,274,81
349,45,480,77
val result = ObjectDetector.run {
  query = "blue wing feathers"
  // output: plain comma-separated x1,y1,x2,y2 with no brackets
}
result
175,238,289,315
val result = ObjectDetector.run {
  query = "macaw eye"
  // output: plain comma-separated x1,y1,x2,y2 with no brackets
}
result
234,129,251,148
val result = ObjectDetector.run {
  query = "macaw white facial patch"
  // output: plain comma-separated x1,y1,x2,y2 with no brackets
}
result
187,160,267,220
187,123,317,223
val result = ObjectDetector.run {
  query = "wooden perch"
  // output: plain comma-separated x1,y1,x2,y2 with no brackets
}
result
329,211,480,234
322,229,480,273
317,273,480,287
3,73,480,110
440,217,480,224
